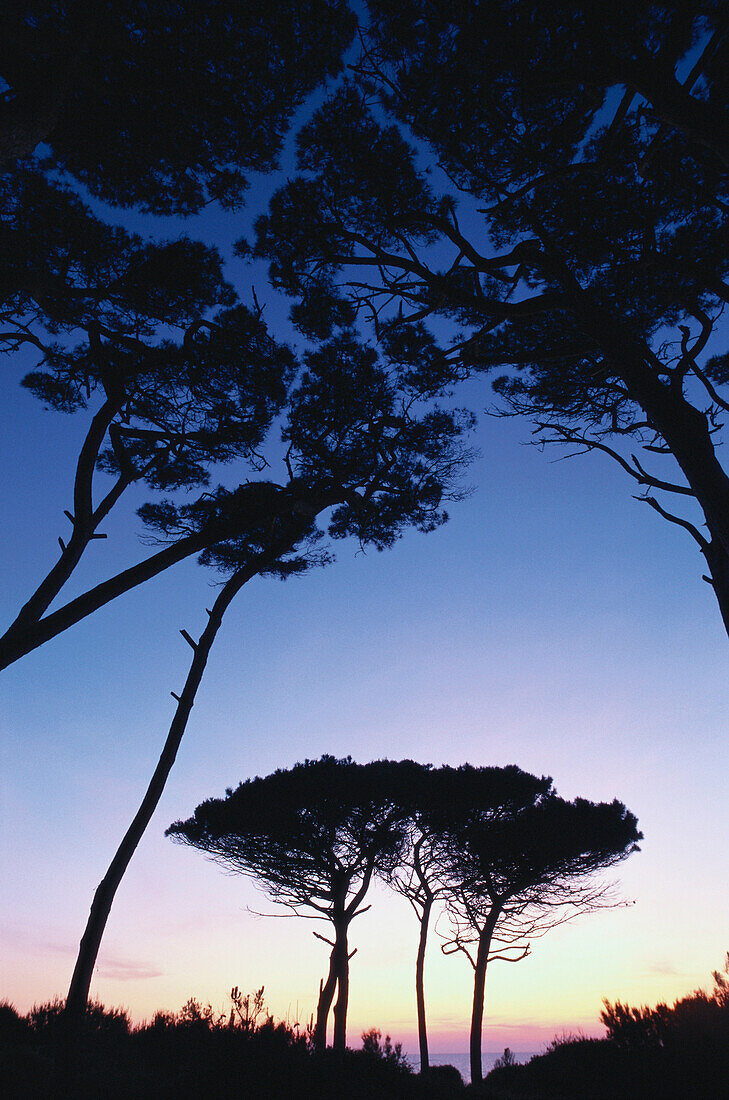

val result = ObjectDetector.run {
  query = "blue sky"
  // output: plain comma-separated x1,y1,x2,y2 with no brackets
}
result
3,326,728,1052
2,68,729,1056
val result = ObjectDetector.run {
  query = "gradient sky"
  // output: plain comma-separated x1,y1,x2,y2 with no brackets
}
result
2,96,729,1060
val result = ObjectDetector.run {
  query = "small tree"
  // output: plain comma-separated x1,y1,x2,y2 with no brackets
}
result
440,794,642,1084
387,763,551,1072
167,757,415,1052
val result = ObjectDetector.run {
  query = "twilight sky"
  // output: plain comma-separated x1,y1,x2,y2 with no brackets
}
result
2,105,729,1059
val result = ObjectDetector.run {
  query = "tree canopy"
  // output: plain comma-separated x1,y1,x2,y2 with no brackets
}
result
169,757,640,1076
387,763,552,1072
0,0,355,212
0,0,354,665
167,756,418,1051
441,793,641,1082
254,1,729,637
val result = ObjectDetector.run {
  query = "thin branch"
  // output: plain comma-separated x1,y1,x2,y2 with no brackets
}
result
639,494,709,550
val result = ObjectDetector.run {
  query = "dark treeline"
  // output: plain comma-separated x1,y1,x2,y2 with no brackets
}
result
485,954,729,1098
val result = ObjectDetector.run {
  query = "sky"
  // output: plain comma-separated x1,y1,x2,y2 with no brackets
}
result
2,85,729,1063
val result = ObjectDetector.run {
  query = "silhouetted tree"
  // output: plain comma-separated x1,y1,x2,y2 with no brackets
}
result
439,794,641,1084
0,0,354,668
63,335,473,1049
387,763,551,1072
254,2,729,639
0,293,299,671
167,757,416,1052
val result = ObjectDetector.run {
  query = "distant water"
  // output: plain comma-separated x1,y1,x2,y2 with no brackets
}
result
411,1051,537,1085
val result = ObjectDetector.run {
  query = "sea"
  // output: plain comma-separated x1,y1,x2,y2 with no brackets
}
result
410,1051,538,1085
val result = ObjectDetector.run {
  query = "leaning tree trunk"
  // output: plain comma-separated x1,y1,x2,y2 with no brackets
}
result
314,947,339,1051
469,912,499,1086
415,894,434,1072
5,395,126,635
0,529,208,671
56,557,268,1088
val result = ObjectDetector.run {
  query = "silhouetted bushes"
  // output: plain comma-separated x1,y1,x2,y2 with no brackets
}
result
5,961,729,1098
480,956,729,1098
0,990,460,1098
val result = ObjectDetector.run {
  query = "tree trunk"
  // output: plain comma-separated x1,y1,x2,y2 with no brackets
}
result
6,396,125,634
57,560,262,1088
0,531,208,671
315,917,350,1053
332,923,351,1053
314,949,338,1051
576,297,729,566
416,895,434,1072
702,533,729,639
469,915,498,1086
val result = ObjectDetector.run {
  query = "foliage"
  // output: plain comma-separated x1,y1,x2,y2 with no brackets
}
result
0,0,355,213
360,1027,411,1070
0,989,451,1099
492,1047,516,1070
0,0,357,669
601,951,729,1051
168,756,427,1051
27,996,131,1040
255,1,729,636
483,954,729,1097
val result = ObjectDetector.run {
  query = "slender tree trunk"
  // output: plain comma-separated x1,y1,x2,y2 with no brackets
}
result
314,948,339,1051
574,299,729,565
8,396,124,633
57,559,264,1088
469,914,498,1086
332,927,350,1053
315,917,350,1052
0,484,330,672
415,896,434,1072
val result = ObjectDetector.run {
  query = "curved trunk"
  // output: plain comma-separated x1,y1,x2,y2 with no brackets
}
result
7,395,123,634
573,295,729,566
57,558,266,1087
416,895,434,1072
315,915,349,1052
469,912,499,1086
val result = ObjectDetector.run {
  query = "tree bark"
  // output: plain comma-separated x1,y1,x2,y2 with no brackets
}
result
702,534,729,638
7,396,125,633
314,948,339,1051
315,916,350,1052
469,913,498,1086
564,278,729,582
415,895,434,1072
332,928,350,1053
